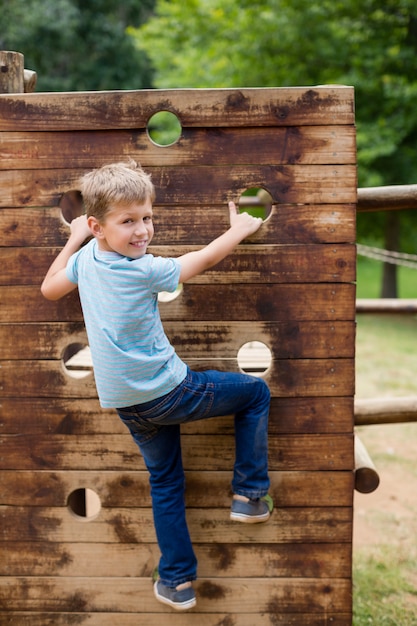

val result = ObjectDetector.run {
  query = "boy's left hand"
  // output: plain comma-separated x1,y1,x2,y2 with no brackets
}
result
228,201,263,237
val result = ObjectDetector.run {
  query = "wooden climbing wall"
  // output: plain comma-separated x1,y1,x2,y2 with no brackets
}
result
0,87,356,625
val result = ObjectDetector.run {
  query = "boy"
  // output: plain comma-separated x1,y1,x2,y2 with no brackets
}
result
41,161,272,611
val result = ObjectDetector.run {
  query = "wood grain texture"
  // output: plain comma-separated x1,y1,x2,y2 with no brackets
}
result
0,283,356,322
0,541,352,579
0,396,353,435
0,576,351,613
0,243,357,285
0,613,353,626
0,85,355,624
1,204,356,247
0,433,353,471
0,470,353,507
0,126,356,169
0,164,357,208
0,506,352,544
0,86,355,130
0,358,355,398
1,320,355,359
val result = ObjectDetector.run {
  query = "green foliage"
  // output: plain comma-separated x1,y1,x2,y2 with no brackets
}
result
3,0,417,271
0,0,155,91
133,0,417,189
133,0,417,288
147,111,182,146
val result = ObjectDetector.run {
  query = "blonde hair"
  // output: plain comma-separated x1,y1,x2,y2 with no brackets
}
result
80,160,155,222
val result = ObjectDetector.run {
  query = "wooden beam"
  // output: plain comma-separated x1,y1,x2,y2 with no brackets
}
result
357,184,417,212
356,298,417,313
355,396,417,426
23,69,37,93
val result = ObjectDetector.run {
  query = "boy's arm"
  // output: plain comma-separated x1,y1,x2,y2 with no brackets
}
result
178,201,262,283
41,215,91,300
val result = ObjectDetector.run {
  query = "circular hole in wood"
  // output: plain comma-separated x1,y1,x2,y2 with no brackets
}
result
239,187,273,220
147,110,182,146
62,343,93,379
237,341,272,376
68,488,101,521
59,189,84,224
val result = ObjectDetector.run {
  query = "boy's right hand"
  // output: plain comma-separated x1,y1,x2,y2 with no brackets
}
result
41,214,91,301
70,214,91,243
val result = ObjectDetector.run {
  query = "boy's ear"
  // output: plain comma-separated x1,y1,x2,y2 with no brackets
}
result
87,216,104,239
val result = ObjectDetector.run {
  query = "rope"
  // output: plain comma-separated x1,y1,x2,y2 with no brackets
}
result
357,243,417,269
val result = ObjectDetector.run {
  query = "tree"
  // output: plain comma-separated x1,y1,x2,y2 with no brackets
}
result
132,0,417,296
0,0,155,91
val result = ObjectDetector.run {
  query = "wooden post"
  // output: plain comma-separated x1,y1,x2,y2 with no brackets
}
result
354,434,380,493
0,51,24,93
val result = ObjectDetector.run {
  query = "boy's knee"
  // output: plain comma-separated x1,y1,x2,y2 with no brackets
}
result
255,378,271,404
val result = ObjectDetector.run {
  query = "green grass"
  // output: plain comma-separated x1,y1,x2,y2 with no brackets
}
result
353,547,417,625
354,293,417,623
356,256,417,299
356,313,417,398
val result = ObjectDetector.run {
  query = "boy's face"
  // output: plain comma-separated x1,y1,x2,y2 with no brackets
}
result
89,199,154,259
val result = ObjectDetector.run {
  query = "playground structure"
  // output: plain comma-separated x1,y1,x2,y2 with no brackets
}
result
0,51,357,624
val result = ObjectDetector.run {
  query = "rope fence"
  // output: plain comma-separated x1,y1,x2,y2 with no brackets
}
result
357,243,417,270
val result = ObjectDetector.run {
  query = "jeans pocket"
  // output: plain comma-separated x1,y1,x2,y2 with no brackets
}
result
138,383,186,422
117,410,160,444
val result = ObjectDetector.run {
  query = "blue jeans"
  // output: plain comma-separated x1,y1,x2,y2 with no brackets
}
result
116,367,270,588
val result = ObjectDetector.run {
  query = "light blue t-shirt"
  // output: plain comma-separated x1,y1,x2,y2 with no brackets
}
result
66,238,187,408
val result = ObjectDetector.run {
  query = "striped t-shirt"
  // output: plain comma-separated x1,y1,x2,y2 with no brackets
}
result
66,239,187,408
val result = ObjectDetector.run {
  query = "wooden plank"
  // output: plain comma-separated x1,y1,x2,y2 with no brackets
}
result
0,86,355,130
0,506,352,543
0,396,353,435
0,471,353,508
0,541,351,578
0,576,352,613
147,204,356,247
0,433,353,471
0,164,357,208
0,207,72,247
173,359,355,397
159,283,356,322
0,286,83,322
0,398,121,435
0,204,357,247
154,244,357,284
0,321,355,360
180,397,354,435
0,358,355,398
0,612,353,626
0,322,87,359
0,243,357,286
0,283,356,322
0,125,356,170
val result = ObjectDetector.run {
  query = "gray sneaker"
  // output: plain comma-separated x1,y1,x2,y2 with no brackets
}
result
230,494,273,523
154,580,196,611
